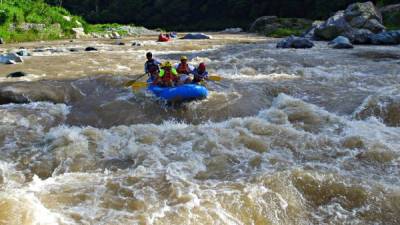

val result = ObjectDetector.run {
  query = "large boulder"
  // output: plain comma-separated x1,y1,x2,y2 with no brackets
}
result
250,16,312,36
181,33,211,39
310,1,385,41
250,16,278,33
277,36,314,49
350,29,375,44
328,36,354,49
369,30,400,45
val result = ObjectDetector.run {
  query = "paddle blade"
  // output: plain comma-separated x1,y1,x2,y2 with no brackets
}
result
208,75,222,81
124,80,136,87
130,82,148,90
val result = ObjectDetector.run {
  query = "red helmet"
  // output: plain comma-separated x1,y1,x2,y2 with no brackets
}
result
198,63,206,71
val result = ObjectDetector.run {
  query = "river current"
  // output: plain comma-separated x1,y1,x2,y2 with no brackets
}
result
0,34,399,225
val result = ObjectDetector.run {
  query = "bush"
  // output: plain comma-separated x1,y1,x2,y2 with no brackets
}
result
0,9,7,25
269,28,304,38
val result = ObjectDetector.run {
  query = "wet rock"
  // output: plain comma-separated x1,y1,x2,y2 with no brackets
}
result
69,48,80,52
131,41,142,46
111,32,121,39
0,81,85,105
5,60,17,64
181,33,211,39
0,53,23,64
115,40,125,45
302,20,324,39
72,27,86,39
369,30,400,45
85,47,98,51
15,49,31,56
328,36,354,49
309,1,385,41
276,35,314,49
351,29,374,44
7,71,27,78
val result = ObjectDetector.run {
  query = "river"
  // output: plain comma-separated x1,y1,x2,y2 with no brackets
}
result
0,33,399,225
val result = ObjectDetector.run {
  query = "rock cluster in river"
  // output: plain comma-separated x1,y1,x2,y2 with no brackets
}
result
276,35,314,49
307,1,384,41
304,1,400,45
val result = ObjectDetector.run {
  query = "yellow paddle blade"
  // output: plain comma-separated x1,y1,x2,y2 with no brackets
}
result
125,80,137,87
208,75,222,81
130,82,148,90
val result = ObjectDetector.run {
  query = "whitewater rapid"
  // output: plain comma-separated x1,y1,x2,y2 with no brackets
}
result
0,34,399,224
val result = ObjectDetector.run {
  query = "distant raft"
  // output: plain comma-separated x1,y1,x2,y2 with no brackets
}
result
148,83,208,102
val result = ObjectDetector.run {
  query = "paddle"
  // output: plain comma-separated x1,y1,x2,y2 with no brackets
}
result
208,75,222,81
207,75,229,88
130,81,148,89
124,73,148,87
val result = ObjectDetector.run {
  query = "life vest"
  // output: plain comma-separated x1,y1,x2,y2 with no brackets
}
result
145,59,160,74
176,63,191,74
193,69,208,82
159,68,178,82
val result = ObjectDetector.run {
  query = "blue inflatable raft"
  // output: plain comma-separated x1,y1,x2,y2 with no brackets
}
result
148,83,208,102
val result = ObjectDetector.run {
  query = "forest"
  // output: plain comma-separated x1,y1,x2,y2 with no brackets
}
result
45,0,397,30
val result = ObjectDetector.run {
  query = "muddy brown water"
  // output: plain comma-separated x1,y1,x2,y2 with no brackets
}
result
0,33,399,225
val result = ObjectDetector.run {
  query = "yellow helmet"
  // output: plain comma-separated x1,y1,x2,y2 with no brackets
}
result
180,56,188,61
162,61,172,68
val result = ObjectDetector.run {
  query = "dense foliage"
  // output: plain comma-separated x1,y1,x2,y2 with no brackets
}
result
0,0,86,42
45,0,394,31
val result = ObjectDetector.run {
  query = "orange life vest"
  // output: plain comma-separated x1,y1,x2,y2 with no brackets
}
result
177,63,190,74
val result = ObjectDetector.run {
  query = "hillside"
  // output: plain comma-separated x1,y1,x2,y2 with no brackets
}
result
46,0,397,31
0,0,89,42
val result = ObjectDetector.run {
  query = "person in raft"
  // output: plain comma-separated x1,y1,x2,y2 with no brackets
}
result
175,55,194,85
144,52,161,81
192,63,209,84
153,61,178,87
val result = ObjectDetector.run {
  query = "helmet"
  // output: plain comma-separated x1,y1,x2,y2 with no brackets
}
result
163,61,172,68
198,63,206,71
180,56,188,61
146,52,152,58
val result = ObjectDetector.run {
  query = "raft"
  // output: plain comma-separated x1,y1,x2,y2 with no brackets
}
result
158,35,170,42
148,83,208,102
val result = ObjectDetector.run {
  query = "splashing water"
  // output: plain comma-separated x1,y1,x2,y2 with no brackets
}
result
0,34,399,225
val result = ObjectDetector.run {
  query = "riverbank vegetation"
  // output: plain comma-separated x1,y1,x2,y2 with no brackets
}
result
0,0,87,42
0,0,398,42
